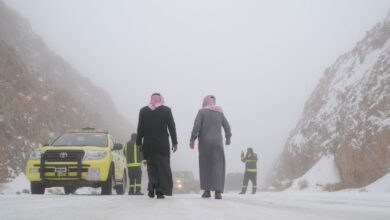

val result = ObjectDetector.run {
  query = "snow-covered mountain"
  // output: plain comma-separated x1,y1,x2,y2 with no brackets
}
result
0,1,133,182
270,11,390,191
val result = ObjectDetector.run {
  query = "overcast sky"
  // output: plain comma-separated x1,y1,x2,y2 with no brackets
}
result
5,0,390,187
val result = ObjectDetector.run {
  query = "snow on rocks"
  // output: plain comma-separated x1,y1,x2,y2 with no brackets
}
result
361,172,390,192
288,155,341,191
0,173,29,195
41,95,48,101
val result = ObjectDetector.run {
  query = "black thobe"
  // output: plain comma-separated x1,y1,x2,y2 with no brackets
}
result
136,105,178,196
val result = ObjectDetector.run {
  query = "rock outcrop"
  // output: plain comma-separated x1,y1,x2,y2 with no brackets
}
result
270,11,390,191
0,1,133,182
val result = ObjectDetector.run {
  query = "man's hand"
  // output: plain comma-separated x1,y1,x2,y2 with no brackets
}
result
189,142,195,149
172,144,177,153
138,145,143,152
225,139,231,145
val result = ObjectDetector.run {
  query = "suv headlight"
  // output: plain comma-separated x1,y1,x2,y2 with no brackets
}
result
83,151,107,160
29,150,43,160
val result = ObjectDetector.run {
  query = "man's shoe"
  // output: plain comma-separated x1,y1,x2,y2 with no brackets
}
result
148,190,155,198
156,191,165,199
238,191,246,195
215,191,222,200
128,189,134,195
201,190,211,198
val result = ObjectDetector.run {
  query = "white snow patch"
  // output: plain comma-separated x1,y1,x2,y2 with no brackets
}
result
42,95,49,101
368,114,390,129
0,173,29,194
363,172,390,192
291,133,305,147
288,155,340,191
0,114,4,122
48,132,56,138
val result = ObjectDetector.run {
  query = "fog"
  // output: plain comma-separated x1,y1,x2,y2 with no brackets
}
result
5,0,390,188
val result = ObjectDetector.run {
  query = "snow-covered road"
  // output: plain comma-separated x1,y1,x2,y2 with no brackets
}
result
1,192,389,220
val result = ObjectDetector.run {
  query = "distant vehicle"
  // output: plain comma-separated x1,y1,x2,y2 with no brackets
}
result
25,128,128,195
173,171,200,194
225,172,244,192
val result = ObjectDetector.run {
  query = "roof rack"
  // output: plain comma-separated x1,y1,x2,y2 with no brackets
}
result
67,128,109,134
82,127,95,131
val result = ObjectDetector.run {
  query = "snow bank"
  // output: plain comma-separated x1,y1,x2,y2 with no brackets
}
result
288,155,340,191
0,173,101,195
362,172,390,192
0,173,30,194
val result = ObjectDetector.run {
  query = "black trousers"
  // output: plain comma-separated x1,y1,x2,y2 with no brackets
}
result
146,153,173,196
128,167,142,193
242,172,257,191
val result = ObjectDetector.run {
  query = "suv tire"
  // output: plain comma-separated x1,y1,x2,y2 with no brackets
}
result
64,186,77,195
101,166,114,195
115,170,127,195
31,182,45,194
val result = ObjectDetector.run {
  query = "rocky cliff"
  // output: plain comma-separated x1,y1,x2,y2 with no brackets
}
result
270,11,390,191
0,1,133,182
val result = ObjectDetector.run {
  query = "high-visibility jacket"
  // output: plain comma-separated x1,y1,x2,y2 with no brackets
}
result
125,141,144,168
241,152,258,173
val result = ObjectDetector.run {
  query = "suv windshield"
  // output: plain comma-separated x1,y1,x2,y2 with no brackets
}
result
52,133,108,147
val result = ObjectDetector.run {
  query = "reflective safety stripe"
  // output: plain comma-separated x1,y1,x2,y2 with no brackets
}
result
133,143,137,164
129,179,141,188
128,163,141,167
245,160,257,162
246,169,257,172
127,143,141,167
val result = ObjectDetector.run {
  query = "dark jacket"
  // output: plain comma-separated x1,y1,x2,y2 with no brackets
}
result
241,152,258,173
136,105,178,156
126,138,143,168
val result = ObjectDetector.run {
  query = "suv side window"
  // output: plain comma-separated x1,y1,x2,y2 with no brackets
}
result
109,136,115,148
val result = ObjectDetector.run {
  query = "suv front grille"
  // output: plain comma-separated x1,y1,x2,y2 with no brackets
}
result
43,150,85,162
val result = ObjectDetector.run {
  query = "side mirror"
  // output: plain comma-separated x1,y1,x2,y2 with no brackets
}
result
113,143,123,151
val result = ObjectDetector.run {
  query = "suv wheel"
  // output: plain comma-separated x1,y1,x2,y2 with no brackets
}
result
101,166,114,195
31,182,45,194
64,186,77,195
115,170,127,195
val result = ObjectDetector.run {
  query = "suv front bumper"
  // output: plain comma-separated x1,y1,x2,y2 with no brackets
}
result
26,157,111,183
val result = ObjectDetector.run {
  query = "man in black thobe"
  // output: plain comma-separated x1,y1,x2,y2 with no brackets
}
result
136,93,178,199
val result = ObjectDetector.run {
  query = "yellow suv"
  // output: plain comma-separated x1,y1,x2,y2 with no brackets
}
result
25,128,127,195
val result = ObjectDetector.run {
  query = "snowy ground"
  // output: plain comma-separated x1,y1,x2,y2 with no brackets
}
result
1,192,389,220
